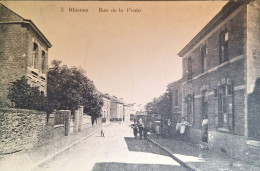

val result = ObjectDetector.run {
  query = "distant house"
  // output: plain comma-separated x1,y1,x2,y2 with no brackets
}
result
101,93,111,122
116,98,124,121
177,1,260,159
123,103,131,122
168,79,182,124
109,96,123,121
0,4,52,105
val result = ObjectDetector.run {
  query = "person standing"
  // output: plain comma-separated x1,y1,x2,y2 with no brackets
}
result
133,124,138,139
155,124,160,139
101,128,105,137
143,126,148,140
201,115,209,142
180,117,190,140
139,124,143,139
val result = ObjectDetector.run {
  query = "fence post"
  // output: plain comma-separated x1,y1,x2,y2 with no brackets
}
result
74,109,79,133
63,110,71,136
78,105,84,132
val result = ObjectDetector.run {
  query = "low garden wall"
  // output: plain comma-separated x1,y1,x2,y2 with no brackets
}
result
0,107,98,155
0,108,52,154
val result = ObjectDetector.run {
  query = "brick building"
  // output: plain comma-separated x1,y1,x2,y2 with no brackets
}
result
0,4,52,105
109,96,124,121
101,93,111,122
177,1,260,158
168,79,182,124
116,98,124,121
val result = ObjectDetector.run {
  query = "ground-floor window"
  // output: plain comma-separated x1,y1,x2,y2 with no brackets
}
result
186,94,194,124
202,90,208,119
216,83,233,131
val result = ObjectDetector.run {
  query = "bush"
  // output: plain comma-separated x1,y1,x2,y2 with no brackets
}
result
8,76,47,111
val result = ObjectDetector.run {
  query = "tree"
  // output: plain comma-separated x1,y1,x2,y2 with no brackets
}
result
145,92,172,120
7,76,47,110
47,60,103,119
145,98,159,115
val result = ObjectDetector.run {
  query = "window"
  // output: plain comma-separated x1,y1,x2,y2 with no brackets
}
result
42,51,46,73
219,32,229,64
214,89,218,97
175,90,178,106
188,57,192,80
227,84,232,95
202,90,208,118
186,94,193,123
32,43,38,69
217,85,233,129
201,45,207,73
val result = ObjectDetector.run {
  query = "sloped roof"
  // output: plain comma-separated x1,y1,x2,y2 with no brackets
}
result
177,1,247,57
0,3,52,48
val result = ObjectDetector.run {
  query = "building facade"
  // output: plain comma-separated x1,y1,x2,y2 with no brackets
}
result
109,96,124,121
116,98,124,121
101,94,111,122
168,79,183,124
123,104,131,122
0,4,52,105
177,1,260,159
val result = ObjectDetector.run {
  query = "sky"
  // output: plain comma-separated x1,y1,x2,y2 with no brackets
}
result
2,1,227,105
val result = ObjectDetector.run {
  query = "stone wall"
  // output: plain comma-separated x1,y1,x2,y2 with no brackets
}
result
0,107,98,155
0,108,52,154
82,115,92,129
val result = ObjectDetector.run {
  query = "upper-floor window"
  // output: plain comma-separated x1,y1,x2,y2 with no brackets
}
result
32,43,38,69
219,32,229,64
201,45,207,73
42,51,46,73
175,90,178,106
188,57,192,80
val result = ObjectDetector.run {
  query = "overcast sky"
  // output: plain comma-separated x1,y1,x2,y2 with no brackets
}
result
2,1,227,105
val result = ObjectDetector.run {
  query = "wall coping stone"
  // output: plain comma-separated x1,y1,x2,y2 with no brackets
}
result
0,108,46,114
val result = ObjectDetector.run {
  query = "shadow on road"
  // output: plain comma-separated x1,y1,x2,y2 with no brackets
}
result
92,162,187,171
124,137,169,156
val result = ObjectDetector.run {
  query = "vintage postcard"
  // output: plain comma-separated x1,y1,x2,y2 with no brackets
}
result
0,0,260,171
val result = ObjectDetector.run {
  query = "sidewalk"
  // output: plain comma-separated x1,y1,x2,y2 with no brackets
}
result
148,134,260,171
0,124,104,171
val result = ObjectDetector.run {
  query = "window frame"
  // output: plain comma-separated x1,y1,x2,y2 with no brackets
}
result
219,31,229,64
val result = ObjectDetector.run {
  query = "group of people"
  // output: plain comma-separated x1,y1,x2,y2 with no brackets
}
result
175,115,208,142
175,117,191,140
132,115,209,142
133,124,149,140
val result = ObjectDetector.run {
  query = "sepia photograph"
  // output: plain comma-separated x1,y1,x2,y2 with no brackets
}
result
0,0,260,170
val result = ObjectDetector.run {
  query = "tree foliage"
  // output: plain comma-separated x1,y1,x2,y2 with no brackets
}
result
47,60,103,118
7,76,47,111
145,92,172,119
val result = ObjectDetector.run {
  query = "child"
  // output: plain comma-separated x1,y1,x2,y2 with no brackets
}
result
101,128,105,137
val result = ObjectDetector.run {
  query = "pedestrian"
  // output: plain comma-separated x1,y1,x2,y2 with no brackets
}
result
155,124,160,139
139,124,143,139
201,115,208,142
101,128,105,137
180,117,190,140
175,122,181,140
133,124,138,139
143,126,148,140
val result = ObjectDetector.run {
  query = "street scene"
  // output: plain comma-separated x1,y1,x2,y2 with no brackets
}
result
36,123,187,171
1,1,260,171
